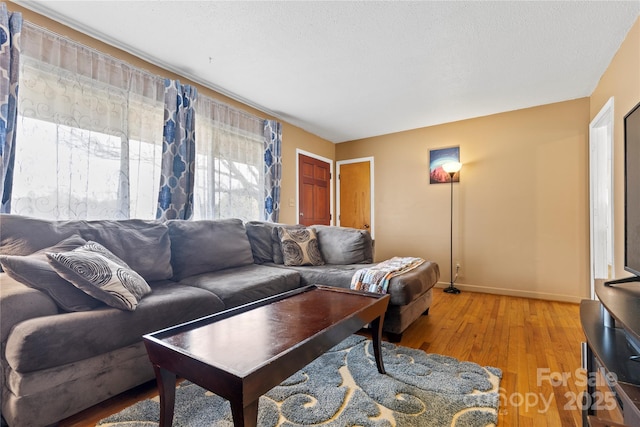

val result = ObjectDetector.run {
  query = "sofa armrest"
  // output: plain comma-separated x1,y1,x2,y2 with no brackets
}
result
0,273,58,344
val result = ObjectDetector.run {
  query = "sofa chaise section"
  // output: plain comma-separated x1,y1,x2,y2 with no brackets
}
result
244,221,440,341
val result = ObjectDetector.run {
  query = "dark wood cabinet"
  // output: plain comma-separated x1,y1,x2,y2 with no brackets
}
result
581,282,640,427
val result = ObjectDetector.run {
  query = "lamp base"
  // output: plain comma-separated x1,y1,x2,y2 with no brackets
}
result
443,284,461,294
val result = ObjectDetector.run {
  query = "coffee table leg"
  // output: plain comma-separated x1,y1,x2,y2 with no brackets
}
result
154,366,177,427
370,315,386,374
230,399,258,427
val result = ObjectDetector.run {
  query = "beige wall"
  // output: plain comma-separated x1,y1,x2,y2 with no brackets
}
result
590,18,640,282
337,99,591,302
7,2,336,227
336,17,639,303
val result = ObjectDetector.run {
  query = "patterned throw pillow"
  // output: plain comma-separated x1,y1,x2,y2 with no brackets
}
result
277,227,325,266
46,241,151,311
0,235,103,312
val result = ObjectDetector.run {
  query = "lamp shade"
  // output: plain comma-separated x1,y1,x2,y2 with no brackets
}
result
442,162,462,174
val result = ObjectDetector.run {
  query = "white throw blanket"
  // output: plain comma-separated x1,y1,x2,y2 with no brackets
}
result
351,256,425,294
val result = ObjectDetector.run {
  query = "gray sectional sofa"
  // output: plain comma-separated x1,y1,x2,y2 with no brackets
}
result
0,214,439,427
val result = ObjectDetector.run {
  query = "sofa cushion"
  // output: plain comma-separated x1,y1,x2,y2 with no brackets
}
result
245,220,286,264
0,215,173,281
0,235,103,312
178,264,300,308
271,263,368,289
4,282,225,372
272,260,440,306
313,225,374,264
46,241,151,311
0,214,73,256
0,274,59,345
384,260,440,306
168,218,255,280
277,227,325,266
77,220,173,281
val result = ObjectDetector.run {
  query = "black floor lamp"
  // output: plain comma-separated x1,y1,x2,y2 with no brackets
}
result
442,161,462,294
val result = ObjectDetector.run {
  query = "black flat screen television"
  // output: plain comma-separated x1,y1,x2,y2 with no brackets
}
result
607,101,640,285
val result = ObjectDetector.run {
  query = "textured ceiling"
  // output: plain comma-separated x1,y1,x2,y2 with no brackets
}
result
13,1,640,143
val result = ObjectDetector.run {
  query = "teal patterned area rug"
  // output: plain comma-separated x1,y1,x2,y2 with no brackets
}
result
97,335,502,427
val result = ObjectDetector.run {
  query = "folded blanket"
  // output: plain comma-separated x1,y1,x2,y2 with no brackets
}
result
351,256,425,294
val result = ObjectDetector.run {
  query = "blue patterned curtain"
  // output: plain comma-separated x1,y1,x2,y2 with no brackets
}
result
0,4,21,213
156,79,197,220
263,120,282,222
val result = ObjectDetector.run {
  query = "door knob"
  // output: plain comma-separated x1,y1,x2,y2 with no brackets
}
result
364,224,370,228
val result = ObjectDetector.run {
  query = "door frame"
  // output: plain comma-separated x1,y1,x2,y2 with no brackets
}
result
589,97,615,299
296,149,334,225
336,157,375,239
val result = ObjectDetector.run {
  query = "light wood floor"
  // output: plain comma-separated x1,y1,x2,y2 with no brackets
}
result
60,289,587,426
403,289,586,427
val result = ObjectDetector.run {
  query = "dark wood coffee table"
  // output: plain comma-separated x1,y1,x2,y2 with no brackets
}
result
143,284,390,427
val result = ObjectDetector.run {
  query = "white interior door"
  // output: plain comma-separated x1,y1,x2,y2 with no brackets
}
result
589,97,614,299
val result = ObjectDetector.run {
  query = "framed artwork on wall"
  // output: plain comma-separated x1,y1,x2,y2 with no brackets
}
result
429,146,460,184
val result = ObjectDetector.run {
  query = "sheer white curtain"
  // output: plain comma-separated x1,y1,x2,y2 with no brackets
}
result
12,23,164,220
194,97,264,221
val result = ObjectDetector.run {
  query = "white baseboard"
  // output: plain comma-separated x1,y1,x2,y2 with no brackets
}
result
434,282,584,304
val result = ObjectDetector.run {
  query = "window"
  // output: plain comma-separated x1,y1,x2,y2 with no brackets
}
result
10,23,267,222
194,98,264,221
11,23,164,220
